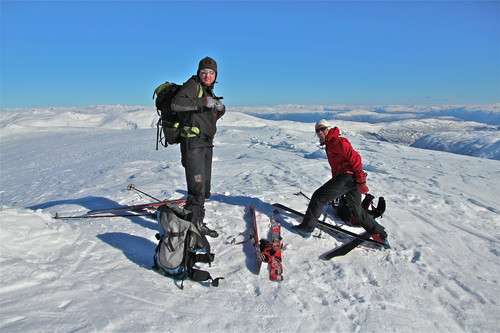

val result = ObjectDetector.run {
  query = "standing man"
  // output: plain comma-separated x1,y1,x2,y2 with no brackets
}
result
292,119,389,246
171,57,225,238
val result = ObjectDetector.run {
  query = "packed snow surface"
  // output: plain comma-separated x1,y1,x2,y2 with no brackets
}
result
1,104,499,332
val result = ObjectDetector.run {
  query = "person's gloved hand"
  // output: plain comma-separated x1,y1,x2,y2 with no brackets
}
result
354,170,369,194
357,183,369,194
354,170,367,183
205,97,225,111
205,97,218,108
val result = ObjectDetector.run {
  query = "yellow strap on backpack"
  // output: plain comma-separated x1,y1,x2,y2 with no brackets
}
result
196,82,203,98
181,126,201,138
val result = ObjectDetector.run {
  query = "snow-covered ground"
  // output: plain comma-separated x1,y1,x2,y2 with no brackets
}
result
1,105,499,332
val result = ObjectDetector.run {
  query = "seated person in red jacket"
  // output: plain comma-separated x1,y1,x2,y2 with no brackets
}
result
292,119,389,246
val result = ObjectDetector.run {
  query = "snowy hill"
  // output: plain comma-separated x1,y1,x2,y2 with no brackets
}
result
0,105,499,332
2,104,498,159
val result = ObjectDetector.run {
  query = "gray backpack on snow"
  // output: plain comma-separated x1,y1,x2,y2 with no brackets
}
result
153,205,223,289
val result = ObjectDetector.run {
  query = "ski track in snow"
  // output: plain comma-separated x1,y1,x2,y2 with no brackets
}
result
1,107,499,332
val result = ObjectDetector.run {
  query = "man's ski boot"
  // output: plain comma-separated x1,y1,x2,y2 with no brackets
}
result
199,221,219,238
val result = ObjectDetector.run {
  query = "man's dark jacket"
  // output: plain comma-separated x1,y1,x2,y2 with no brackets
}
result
171,75,223,148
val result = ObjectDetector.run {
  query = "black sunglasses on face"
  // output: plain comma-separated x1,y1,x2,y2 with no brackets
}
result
315,127,328,133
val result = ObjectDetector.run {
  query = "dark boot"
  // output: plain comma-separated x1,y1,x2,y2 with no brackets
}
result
196,215,219,238
199,222,219,238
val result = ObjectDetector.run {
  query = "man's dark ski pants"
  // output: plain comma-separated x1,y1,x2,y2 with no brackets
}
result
181,145,212,223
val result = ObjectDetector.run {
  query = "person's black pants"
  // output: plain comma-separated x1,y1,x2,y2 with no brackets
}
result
302,173,387,238
181,145,212,223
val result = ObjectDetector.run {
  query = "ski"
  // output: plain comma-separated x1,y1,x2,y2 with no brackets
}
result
322,232,370,260
86,199,186,214
249,205,262,274
54,212,155,219
267,210,283,281
272,203,390,249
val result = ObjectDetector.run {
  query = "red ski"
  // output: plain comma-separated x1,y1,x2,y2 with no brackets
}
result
260,210,283,281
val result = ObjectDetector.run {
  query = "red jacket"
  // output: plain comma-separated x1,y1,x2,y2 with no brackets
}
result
321,127,363,178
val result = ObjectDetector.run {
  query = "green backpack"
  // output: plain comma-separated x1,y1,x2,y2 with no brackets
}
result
152,81,203,150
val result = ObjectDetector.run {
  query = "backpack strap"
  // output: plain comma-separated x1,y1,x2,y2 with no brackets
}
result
374,197,386,218
190,269,224,287
361,194,386,218
181,127,212,142
156,119,161,150
196,82,204,98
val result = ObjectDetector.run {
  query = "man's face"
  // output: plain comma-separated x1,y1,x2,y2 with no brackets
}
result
199,68,216,86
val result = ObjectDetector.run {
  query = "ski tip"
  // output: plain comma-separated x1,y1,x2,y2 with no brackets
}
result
377,237,391,249
374,241,391,249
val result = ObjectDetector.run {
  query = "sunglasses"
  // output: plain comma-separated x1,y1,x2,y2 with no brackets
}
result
315,127,328,133
200,69,216,75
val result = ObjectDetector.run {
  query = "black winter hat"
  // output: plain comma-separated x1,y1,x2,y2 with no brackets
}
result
198,56,217,72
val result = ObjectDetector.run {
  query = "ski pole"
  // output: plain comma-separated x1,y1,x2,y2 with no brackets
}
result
54,212,156,219
294,191,311,201
86,199,186,214
127,184,162,202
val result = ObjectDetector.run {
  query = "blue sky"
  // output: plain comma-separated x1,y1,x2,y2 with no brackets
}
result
1,1,499,108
